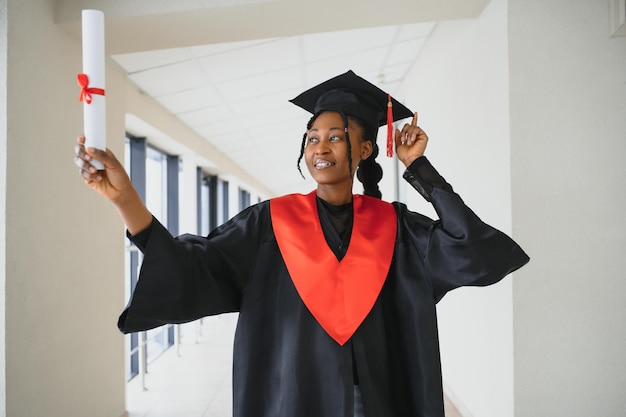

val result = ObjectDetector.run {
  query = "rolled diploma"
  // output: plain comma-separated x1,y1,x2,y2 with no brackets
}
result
81,9,106,170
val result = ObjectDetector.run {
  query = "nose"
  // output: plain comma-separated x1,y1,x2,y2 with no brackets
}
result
314,140,330,154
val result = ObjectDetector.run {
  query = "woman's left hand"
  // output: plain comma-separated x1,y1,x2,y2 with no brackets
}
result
395,112,428,167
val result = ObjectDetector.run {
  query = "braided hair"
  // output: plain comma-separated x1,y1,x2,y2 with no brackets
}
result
297,111,383,199
351,117,383,199
296,115,316,180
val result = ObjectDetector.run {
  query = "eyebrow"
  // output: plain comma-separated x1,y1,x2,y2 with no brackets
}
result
308,126,344,132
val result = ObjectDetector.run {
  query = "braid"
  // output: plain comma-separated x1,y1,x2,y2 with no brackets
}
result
297,115,316,179
356,140,383,200
296,132,307,179
338,112,354,179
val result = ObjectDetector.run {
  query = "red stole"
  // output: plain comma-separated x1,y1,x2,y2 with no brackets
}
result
270,191,397,345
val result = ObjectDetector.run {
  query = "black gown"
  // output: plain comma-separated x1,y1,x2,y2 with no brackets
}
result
118,157,529,417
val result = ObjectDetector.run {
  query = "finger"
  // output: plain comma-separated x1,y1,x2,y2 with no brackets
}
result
77,135,86,145
399,123,411,140
411,112,418,126
415,126,428,140
399,125,418,145
407,131,415,146
395,128,405,146
410,126,421,143
85,147,117,169
84,146,104,158
74,155,98,173
74,144,92,161
79,166,101,182
403,126,418,145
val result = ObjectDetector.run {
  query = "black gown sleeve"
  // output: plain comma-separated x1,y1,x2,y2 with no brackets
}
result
401,157,530,302
118,203,268,333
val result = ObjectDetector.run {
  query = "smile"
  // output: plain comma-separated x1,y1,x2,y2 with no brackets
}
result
314,159,335,169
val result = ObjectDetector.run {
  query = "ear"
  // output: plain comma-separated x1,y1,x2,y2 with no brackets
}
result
360,140,373,160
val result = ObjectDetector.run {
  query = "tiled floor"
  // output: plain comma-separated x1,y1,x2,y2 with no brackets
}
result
127,314,237,417
444,396,463,417
126,313,462,417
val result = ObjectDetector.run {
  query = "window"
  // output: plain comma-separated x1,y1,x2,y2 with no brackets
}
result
239,187,251,211
198,173,230,234
198,172,210,236
145,146,168,224
124,134,179,381
198,170,215,235
219,179,229,224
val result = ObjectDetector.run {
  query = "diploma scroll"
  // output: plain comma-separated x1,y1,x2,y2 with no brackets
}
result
80,9,106,170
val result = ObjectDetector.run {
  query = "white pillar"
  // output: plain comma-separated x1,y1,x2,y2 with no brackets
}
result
0,0,8,413
179,153,199,234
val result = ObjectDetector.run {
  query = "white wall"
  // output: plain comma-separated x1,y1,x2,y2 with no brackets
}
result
4,0,127,415
395,1,516,416
179,153,199,234
509,1,626,416
1,0,8,414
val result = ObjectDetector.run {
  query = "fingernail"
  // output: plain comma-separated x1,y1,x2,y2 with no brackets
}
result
89,167,97,173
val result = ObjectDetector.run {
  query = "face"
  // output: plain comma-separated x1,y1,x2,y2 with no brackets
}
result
304,111,373,189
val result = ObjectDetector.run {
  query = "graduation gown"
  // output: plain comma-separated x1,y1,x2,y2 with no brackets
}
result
118,157,529,417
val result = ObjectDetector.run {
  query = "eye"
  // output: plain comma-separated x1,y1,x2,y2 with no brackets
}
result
307,136,319,144
329,135,343,142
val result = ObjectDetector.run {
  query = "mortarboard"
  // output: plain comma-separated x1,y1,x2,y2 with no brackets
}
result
289,70,413,156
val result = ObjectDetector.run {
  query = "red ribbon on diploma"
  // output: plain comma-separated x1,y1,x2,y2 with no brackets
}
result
77,73,105,104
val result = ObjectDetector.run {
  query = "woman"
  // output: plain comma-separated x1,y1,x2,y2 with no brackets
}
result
76,70,529,417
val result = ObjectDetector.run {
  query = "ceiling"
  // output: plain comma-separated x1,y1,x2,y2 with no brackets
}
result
58,0,491,196
112,23,436,195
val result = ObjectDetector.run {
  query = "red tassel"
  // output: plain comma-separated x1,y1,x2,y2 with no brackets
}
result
386,93,393,157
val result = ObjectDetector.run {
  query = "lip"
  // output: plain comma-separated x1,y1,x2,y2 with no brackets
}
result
313,158,336,169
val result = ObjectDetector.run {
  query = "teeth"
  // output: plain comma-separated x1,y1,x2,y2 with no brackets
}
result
315,162,333,168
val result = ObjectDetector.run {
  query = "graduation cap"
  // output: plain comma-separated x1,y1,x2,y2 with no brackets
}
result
289,70,413,157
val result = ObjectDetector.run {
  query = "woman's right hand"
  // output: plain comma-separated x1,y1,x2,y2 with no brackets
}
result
74,135,133,204
74,135,153,235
